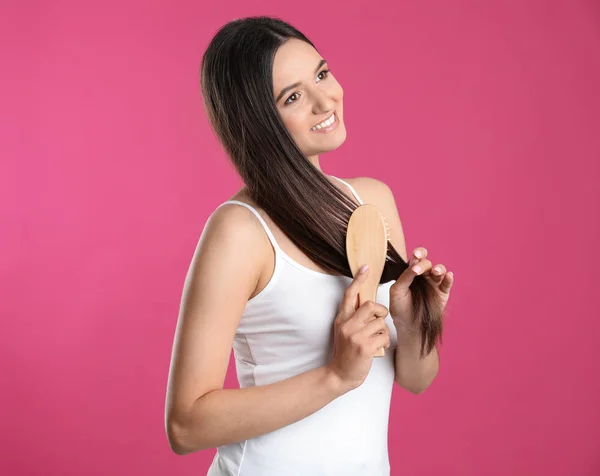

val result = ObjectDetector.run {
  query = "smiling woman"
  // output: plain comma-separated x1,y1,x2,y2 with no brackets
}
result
272,41,345,152
165,15,445,476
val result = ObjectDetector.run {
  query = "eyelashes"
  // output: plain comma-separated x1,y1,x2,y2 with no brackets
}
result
284,69,330,106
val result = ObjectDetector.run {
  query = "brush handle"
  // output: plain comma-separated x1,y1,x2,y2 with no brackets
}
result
346,204,389,359
357,287,386,358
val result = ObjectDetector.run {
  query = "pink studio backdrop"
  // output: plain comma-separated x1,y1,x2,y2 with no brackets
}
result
2,1,599,475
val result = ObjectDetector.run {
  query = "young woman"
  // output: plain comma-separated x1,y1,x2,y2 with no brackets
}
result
165,16,454,476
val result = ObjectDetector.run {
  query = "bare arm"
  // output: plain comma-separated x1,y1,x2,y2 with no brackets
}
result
164,205,348,455
171,366,346,454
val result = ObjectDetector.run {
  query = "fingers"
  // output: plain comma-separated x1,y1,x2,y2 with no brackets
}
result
359,315,390,339
439,270,454,294
339,264,370,320
392,246,454,297
410,259,431,276
344,316,390,356
407,247,430,277
412,247,455,293
354,300,389,325
408,247,446,281
393,246,444,289
337,300,389,344
409,247,427,269
369,326,391,352
429,264,446,283
373,332,391,351
338,299,389,334
408,248,433,282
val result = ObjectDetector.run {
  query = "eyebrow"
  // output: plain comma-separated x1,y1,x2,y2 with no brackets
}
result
275,59,328,103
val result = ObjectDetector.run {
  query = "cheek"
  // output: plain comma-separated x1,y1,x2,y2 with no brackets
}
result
282,114,308,136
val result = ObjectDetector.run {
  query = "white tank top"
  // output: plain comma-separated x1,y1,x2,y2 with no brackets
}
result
206,176,398,476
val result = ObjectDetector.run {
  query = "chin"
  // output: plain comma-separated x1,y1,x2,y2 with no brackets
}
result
305,125,347,155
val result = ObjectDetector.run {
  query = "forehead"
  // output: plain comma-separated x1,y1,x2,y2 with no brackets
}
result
272,38,321,87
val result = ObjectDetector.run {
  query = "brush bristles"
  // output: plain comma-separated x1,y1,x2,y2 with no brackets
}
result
381,211,391,241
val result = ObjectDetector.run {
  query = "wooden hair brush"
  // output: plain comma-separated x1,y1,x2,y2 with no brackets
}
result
346,204,390,357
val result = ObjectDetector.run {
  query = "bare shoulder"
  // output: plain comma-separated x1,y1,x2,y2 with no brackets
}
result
207,198,265,241
198,200,270,285
343,177,392,199
344,177,408,262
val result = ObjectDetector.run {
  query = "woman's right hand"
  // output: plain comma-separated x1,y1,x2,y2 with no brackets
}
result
327,265,391,392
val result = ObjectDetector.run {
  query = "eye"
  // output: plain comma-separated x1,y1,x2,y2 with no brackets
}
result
283,69,331,106
317,69,330,81
284,92,300,105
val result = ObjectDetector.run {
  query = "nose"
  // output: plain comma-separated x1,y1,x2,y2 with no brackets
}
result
312,88,335,114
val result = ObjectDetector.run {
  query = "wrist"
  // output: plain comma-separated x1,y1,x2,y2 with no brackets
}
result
323,364,354,397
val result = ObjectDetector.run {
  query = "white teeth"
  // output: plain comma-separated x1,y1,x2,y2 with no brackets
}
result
311,113,335,131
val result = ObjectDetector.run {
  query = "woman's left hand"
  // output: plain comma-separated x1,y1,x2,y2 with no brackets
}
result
388,247,454,329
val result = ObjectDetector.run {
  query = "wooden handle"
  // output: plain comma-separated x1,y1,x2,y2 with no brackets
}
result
357,287,386,358
346,204,389,359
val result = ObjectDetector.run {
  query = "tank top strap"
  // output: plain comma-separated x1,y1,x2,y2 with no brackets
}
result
216,200,281,252
329,176,364,205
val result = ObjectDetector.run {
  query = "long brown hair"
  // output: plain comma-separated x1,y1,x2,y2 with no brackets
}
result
200,16,443,357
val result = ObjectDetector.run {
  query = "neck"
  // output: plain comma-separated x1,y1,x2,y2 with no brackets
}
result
306,153,322,173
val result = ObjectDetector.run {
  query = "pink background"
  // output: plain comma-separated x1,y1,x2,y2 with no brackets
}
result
2,0,599,475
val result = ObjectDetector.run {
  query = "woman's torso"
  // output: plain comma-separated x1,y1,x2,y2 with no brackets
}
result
206,176,398,476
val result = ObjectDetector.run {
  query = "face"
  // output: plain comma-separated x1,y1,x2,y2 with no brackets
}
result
272,38,346,160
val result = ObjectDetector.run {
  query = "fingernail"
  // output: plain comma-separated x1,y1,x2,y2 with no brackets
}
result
434,267,441,274
414,250,422,258
359,264,369,274
412,265,422,273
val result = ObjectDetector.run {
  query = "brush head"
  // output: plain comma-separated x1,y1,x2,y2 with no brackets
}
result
346,204,390,357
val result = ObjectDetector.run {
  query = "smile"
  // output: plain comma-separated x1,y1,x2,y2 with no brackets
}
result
310,112,339,133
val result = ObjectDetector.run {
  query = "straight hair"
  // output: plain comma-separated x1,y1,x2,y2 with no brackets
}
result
200,16,443,357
